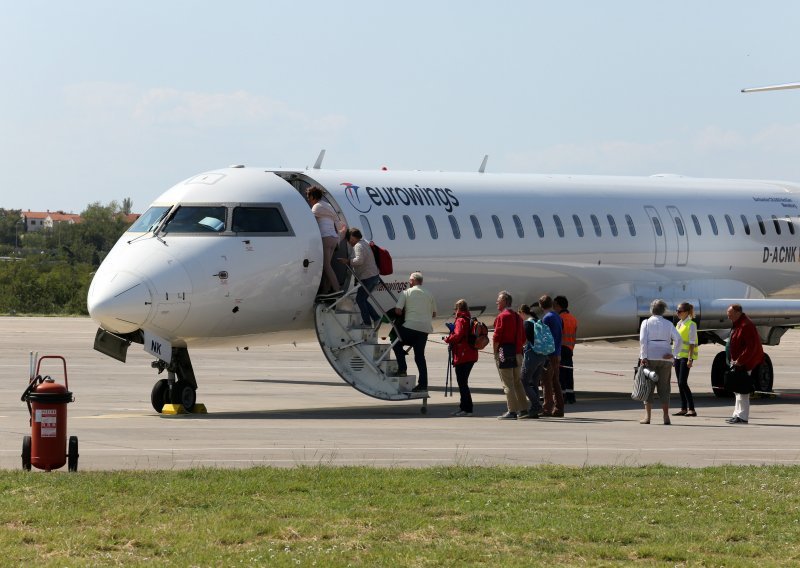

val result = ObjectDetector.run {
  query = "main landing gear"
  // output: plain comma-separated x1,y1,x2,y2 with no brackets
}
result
710,351,773,398
150,347,198,413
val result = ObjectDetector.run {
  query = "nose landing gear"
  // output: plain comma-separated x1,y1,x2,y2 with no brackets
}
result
150,347,199,413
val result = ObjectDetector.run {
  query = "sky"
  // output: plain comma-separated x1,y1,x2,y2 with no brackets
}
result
2,1,800,214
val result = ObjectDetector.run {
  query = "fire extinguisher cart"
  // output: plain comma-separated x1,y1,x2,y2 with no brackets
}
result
21,355,78,472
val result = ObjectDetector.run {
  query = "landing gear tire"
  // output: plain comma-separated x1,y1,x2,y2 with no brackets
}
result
711,351,734,398
68,436,79,472
754,353,774,395
171,381,197,412
151,378,170,413
22,435,31,471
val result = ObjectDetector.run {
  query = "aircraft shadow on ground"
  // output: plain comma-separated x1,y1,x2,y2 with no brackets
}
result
178,390,800,422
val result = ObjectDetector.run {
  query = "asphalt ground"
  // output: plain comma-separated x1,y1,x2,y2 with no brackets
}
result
2,317,800,470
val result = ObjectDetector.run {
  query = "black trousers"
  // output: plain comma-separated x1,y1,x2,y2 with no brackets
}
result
455,362,475,412
674,357,695,410
393,326,429,388
559,346,574,391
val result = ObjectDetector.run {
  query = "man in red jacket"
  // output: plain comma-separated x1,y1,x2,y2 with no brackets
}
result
726,304,764,424
492,290,528,420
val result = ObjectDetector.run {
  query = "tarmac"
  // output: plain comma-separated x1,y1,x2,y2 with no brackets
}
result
2,316,800,471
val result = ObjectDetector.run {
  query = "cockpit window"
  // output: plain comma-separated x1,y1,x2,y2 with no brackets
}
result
232,206,292,234
127,206,170,233
163,206,227,234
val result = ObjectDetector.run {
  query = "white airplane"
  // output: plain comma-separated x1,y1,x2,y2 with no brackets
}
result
87,157,800,413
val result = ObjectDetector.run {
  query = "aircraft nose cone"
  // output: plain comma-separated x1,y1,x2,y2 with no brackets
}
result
88,270,153,334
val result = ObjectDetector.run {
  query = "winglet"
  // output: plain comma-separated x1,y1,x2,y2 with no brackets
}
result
478,154,489,173
313,149,326,169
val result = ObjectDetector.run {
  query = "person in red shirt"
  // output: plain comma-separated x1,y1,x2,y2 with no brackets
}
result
492,290,528,420
444,299,480,416
726,304,764,424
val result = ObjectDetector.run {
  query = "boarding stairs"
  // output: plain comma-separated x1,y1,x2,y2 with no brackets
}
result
313,272,429,412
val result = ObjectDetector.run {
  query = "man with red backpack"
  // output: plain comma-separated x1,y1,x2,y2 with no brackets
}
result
444,299,480,416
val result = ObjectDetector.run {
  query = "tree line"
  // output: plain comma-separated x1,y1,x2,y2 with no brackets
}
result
0,201,134,315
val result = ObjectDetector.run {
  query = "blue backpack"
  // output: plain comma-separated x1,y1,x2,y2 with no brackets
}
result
533,319,556,355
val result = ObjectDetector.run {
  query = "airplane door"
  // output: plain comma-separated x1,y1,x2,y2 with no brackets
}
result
644,206,666,267
666,206,689,266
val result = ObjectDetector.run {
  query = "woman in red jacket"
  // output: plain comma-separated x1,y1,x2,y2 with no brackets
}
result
444,299,480,416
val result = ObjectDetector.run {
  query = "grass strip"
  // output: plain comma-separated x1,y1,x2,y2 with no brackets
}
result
1,465,800,566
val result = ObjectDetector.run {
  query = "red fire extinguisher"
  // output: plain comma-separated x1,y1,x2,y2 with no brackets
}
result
21,355,78,472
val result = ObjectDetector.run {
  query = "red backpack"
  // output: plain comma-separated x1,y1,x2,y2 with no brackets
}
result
369,241,393,276
468,318,490,350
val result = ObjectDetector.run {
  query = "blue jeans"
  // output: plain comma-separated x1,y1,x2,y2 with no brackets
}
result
356,275,381,325
521,349,547,413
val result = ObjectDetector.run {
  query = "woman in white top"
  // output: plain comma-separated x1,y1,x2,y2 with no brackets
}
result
306,186,341,295
638,299,683,425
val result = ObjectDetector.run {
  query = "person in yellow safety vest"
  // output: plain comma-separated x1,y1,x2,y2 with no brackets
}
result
554,296,578,404
673,301,698,417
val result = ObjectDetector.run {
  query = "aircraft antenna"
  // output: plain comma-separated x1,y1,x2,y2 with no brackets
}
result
478,154,489,173
313,149,326,169
742,82,800,93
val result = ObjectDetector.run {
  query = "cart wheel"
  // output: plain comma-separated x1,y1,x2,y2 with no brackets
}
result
420,398,428,414
420,406,427,414
22,436,31,471
67,436,79,472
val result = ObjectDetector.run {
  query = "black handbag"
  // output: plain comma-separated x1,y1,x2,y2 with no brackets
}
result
723,366,754,394
498,343,518,368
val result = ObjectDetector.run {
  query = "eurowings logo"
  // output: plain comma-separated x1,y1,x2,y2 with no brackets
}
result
342,182,372,213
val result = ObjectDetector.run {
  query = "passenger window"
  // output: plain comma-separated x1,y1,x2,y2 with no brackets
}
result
786,216,796,235
448,215,461,239
425,215,438,239
383,215,396,240
708,215,719,236
606,214,618,237
128,206,170,233
492,215,504,238
772,215,782,235
513,214,524,238
590,214,602,237
740,214,750,236
553,215,565,238
756,215,766,235
165,205,227,233
573,214,584,237
470,215,483,239
533,215,544,238
403,215,416,240
724,214,735,235
691,214,702,236
625,214,636,236
675,217,685,236
359,215,373,241
652,217,663,237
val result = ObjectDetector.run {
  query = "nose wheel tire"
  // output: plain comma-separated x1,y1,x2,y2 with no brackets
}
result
151,379,170,413
170,380,196,412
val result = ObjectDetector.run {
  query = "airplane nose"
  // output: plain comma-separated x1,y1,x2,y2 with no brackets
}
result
88,270,154,334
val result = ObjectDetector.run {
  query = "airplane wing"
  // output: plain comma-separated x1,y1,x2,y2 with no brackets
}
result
742,82,800,93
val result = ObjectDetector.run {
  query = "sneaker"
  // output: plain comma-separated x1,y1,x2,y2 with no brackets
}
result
517,410,530,419
411,384,427,392
730,416,748,424
497,411,518,420
451,410,473,417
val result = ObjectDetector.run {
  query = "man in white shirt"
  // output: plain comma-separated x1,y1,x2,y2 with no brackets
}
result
392,272,437,392
639,298,683,425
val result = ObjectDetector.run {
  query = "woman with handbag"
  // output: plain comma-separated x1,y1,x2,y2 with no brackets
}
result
673,302,698,417
638,299,683,425
725,304,764,424
444,299,479,416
